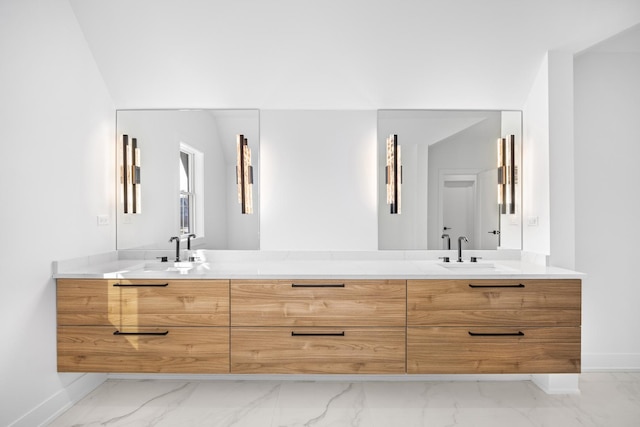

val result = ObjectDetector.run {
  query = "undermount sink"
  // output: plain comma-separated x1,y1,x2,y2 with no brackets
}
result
439,262,495,269
142,261,198,272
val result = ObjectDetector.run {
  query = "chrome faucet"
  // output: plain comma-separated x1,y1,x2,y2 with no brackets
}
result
457,236,468,262
169,236,181,262
441,234,451,250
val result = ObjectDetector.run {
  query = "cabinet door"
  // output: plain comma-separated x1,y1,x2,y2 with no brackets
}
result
57,279,119,325
408,326,581,374
408,279,581,326
58,326,229,373
116,279,229,327
231,327,406,374
231,280,406,327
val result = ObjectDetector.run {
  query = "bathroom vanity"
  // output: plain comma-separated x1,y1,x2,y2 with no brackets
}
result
55,254,582,376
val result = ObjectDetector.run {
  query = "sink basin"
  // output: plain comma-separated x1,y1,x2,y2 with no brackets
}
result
439,262,495,269
142,261,196,272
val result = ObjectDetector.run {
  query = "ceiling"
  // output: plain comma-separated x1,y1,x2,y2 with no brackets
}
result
69,0,640,110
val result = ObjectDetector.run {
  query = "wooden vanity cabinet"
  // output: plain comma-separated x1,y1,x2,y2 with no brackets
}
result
230,279,406,374
407,279,582,374
57,275,582,376
57,279,230,373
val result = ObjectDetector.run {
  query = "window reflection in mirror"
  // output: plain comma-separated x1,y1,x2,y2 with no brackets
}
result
179,144,200,236
116,109,260,250
378,110,521,251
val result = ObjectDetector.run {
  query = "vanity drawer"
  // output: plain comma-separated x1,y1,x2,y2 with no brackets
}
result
57,326,229,373
231,280,406,327
231,327,406,374
116,279,229,327
57,279,118,325
57,279,230,327
407,326,581,374
408,279,581,326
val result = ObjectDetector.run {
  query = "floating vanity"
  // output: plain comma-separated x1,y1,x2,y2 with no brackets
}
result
54,252,582,382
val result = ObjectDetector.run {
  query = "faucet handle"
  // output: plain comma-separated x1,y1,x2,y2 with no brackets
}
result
470,256,482,263
438,256,450,263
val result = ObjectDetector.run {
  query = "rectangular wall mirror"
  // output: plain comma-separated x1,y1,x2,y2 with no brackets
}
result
378,110,522,250
116,109,260,250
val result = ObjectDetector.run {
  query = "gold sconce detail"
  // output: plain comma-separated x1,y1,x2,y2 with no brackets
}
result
236,134,253,214
386,134,402,214
121,134,141,214
497,135,515,214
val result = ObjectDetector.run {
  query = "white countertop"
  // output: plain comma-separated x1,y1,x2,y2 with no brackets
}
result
53,251,584,280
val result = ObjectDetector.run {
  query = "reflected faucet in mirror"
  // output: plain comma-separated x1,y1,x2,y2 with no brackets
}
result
441,234,451,250
187,234,196,250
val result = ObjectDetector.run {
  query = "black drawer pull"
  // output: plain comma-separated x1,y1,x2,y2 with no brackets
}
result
114,330,169,336
291,331,345,337
291,284,345,288
468,331,524,337
468,283,525,288
113,283,169,287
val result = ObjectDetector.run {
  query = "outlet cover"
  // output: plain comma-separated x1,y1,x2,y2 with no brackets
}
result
97,215,109,226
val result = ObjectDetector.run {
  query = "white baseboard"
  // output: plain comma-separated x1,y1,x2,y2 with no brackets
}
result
9,373,107,427
581,353,640,371
531,374,580,394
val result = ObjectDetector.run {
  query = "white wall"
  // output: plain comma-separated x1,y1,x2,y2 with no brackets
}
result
0,0,115,426
522,55,551,256
548,52,576,270
522,52,576,268
575,50,640,369
260,110,378,250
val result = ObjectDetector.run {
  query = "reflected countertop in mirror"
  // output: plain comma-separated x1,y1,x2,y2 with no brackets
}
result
378,110,522,251
116,109,260,250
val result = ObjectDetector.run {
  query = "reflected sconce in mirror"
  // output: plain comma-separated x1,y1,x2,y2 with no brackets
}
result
497,135,515,214
386,134,402,214
121,134,141,214
236,134,253,214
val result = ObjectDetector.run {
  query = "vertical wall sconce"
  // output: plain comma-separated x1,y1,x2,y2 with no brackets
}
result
497,135,515,214
121,134,141,214
236,134,253,214
386,134,402,214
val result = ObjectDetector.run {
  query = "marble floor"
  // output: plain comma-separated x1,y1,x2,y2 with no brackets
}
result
48,373,640,427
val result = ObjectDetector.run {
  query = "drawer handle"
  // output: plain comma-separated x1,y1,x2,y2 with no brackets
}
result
291,331,345,337
291,283,345,288
113,330,169,336
468,331,524,337
468,283,525,288
113,283,169,287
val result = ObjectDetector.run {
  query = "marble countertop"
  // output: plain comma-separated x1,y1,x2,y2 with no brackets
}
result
53,251,584,280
